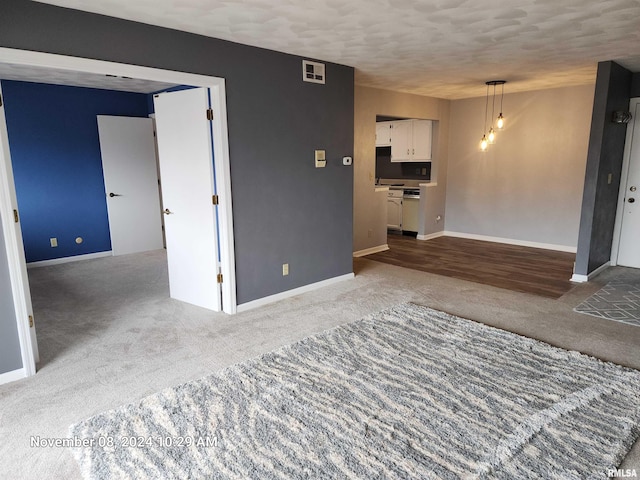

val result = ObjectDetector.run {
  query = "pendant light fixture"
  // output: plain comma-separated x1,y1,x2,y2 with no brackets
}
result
480,83,490,152
488,82,497,144
496,80,506,129
480,80,506,152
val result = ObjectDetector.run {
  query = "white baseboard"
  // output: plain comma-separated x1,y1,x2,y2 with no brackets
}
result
417,232,445,241
237,273,355,313
0,367,26,385
442,231,577,253
571,261,610,283
353,244,389,257
27,251,112,268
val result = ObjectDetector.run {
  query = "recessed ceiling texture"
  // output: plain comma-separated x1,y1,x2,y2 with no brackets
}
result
28,0,640,99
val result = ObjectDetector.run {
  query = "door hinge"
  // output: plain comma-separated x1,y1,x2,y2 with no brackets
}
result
29,315,34,328
217,273,223,284
13,209,19,223
206,109,214,121
212,195,219,205
0,93,3,107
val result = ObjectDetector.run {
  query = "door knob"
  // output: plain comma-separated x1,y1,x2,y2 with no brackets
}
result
631,186,637,192
109,192,122,197
629,198,636,203
163,208,173,215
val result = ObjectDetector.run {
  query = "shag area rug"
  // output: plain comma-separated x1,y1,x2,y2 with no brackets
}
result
69,303,640,479
575,280,640,327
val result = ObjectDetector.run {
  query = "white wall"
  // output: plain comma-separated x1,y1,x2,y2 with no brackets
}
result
445,84,595,250
354,86,450,253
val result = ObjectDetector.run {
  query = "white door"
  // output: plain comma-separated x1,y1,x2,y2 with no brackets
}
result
618,102,640,268
153,88,221,311
97,116,163,256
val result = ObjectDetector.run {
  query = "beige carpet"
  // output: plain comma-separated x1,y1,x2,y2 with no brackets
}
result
1,250,640,479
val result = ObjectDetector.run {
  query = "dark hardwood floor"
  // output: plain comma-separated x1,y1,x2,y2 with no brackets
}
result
365,234,576,298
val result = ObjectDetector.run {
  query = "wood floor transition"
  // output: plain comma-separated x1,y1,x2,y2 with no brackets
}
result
365,234,576,298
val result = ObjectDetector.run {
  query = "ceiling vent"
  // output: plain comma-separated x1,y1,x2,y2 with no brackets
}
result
303,60,325,84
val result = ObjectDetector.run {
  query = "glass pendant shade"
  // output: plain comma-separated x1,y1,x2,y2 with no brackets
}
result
480,135,488,151
497,113,505,129
488,127,496,144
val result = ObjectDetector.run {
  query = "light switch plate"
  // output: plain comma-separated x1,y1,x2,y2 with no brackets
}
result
315,150,326,168
342,156,352,166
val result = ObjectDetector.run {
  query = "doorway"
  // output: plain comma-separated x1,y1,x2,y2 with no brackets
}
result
0,47,237,381
613,98,640,269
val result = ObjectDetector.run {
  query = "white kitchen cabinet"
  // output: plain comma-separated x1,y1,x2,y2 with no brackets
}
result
390,119,432,162
390,120,412,161
375,121,392,147
387,190,403,230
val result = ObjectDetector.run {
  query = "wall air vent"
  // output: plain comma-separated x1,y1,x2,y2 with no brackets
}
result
303,60,325,84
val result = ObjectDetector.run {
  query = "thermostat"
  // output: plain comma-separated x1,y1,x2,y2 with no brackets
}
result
342,156,352,166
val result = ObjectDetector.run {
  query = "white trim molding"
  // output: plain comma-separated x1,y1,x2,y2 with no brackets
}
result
27,251,113,268
353,244,389,257
571,261,610,283
0,82,37,375
417,231,445,241
442,231,577,253
237,273,354,313
0,367,26,385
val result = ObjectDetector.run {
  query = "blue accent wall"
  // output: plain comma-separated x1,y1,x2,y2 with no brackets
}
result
1,80,150,262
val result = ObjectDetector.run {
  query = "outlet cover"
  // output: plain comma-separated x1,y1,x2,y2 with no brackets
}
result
50,237,58,247
282,263,289,276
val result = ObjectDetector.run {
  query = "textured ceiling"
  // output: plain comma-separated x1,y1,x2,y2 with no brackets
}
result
31,0,640,99
0,62,177,93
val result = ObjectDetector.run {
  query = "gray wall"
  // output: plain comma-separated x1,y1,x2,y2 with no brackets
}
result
0,212,23,374
575,61,632,275
0,1,354,304
446,85,594,249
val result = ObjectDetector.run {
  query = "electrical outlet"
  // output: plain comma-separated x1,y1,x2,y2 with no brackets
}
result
368,229,373,238
50,237,58,247
608,173,613,184
282,263,289,276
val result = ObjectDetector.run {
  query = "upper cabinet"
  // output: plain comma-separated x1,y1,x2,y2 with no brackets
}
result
375,121,392,147
390,119,432,162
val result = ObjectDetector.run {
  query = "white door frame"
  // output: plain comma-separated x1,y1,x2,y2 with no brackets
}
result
611,97,640,266
0,47,238,378
0,81,37,377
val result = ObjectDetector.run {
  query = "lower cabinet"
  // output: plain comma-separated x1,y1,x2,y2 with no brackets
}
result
387,190,403,230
